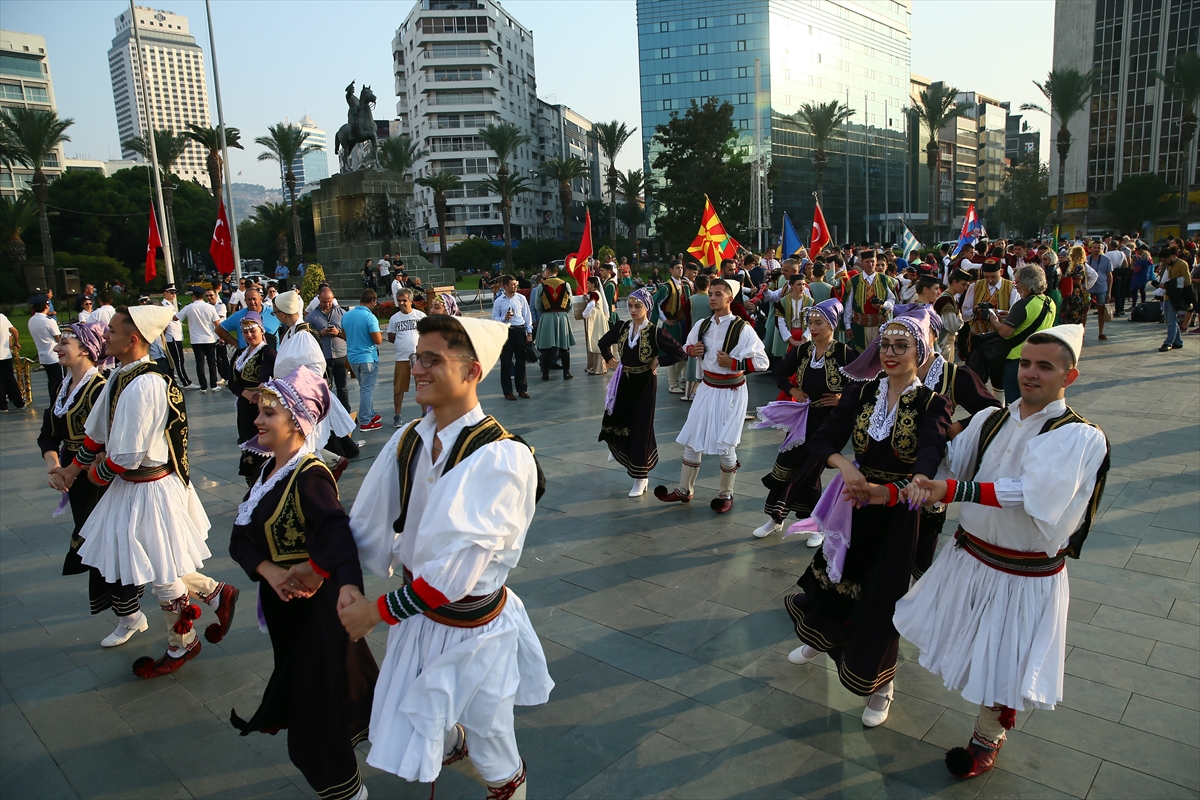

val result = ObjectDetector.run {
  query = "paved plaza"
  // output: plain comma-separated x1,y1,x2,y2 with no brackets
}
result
1,314,1197,799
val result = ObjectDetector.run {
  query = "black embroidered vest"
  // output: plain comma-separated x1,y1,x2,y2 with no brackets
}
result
695,315,747,357
107,361,190,485
263,454,330,565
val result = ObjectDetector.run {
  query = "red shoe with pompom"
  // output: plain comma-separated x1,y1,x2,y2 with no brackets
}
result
132,637,202,679
945,732,1004,779
204,583,239,643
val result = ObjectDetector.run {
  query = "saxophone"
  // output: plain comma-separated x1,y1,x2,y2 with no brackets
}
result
13,341,33,407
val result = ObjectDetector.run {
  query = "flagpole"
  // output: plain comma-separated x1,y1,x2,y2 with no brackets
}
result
844,88,851,246
205,0,241,282
128,0,174,285
864,93,870,246
883,99,890,245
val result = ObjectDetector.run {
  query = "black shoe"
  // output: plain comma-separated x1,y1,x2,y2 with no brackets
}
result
541,372,550,381
1159,345,1171,352
563,372,574,380
1172,342,1183,349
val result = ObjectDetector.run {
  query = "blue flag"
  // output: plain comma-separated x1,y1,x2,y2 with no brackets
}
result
901,222,921,263
781,212,803,259
952,203,983,257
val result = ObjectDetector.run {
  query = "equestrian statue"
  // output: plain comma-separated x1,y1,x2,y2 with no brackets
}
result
336,81,380,173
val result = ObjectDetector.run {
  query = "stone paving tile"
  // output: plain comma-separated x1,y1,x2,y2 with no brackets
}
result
3,318,1198,798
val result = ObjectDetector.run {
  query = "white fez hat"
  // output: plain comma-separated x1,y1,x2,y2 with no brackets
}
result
1038,324,1084,365
126,304,176,343
273,290,303,316
454,316,508,375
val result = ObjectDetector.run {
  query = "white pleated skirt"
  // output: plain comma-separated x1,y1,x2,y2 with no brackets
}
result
675,382,748,456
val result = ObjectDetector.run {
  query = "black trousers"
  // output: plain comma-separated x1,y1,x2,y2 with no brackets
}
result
540,347,570,378
215,342,231,381
167,340,191,385
499,326,528,395
43,362,64,403
1112,270,1131,315
0,358,24,409
326,357,350,412
192,343,219,390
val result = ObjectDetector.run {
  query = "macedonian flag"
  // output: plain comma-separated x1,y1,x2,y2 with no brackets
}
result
687,195,742,268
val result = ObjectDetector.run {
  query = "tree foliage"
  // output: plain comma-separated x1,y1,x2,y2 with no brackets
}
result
990,160,1052,238
1102,173,1175,231
650,98,750,252
445,237,502,274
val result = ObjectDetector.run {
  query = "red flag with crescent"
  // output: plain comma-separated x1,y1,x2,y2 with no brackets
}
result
810,199,832,255
146,202,161,283
210,200,235,275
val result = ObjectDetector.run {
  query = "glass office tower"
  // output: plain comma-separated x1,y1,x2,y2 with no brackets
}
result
637,0,912,246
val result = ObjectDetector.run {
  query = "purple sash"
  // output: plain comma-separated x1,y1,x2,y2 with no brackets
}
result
753,400,811,451
603,363,623,415
785,465,855,584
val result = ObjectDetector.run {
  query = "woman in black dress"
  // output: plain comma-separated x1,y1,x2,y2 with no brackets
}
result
40,321,146,647
783,314,950,729
229,310,276,484
598,287,687,498
753,298,859,543
229,367,378,800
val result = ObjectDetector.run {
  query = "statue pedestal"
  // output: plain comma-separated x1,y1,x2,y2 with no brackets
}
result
312,170,453,297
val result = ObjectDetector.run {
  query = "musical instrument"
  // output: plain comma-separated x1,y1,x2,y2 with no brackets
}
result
15,354,34,408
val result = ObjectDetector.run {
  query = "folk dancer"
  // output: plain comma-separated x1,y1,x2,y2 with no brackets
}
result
39,322,145,647
598,288,688,497
682,275,710,401
934,269,972,361
652,260,692,393
582,277,611,376
654,279,769,514
534,263,575,381
771,274,815,351
893,325,1109,780
760,259,802,361
229,311,277,484
752,299,858,542
843,250,897,350
597,262,621,329
64,305,238,678
340,315,553,799
782,314,951,727
229,368,379,800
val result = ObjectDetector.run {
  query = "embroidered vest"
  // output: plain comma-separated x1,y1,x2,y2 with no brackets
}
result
662,278,688,319
238,350,268,386
392,415,546,533
850,379,937,476
927,360,959,410
970,278,1014,334
107,361,190,485
263,454,331,565
973,406,1110,559
540,278,572,312
695,315,747,359
617,321,658,373
776,294,813,331
797,341,848,394
62,373,105,453
853,272,892,313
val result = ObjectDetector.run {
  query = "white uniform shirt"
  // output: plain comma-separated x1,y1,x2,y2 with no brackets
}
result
28,312,60,364
175,301,221,345
162,299,183,342
0,312,13,360
91,305,117,327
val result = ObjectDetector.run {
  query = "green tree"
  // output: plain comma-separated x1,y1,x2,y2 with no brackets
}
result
0,196,38,270
252,201,292,267
1103,174,1174,232
480,172,533,270
1022,68,1097,234
445,236,501,275
414,171,462,268
181,123,243,210
255,122,322,262
795,100,855,204
299,262,326,306
589,120,636,248
122,129,190,267
53,252,131,295
991,160,1052,238
914,85,973,242
1154,50,1200,231
539,155,590,241
478,122,532,269
512,238,571,271
650,98,750,254
0,106,73,267
378,134,427,178
616,169,654,251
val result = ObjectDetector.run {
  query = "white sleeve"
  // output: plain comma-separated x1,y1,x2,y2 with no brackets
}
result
763,285,785,303
1008,425,1108,545
348,429,405,578
105,374,167,469
776,314,790,342
961,288,977,321
733,324,770,372
941,307,963,334
583,300,596,318
843,293,855,328
946,406,1003,479
1009,286,1021,307
684,319,703,348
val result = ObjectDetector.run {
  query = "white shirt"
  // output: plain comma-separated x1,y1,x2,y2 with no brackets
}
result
212,301,227,322
683,312,770,375
175,300,221,345
961,280,1021,321
162,300,183,342
91,305,116,327
1104,249,1127,271
491,292,532,333
378,259,391,278
28,312,60,364
387,310,426,360
391,278,403,306
0,312,13,360
76,310,93,323
229,290,246,312
84,356,168,470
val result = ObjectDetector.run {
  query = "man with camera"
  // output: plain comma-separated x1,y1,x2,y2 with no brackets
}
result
962,259,1020,388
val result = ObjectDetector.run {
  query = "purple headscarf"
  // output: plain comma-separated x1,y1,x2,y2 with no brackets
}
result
62,321,107,362
240,310,264,329
259,367,331,438
806,298,843,330
628,287,655,314
840,311,934,381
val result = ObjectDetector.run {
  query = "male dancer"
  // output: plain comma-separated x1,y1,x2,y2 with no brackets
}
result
534,263,574,380
598,262,621,329
655,279,768,513
843,250,897,349
60,305,237,677
339,314,553,799
893,325,1109,780
653,260,691,393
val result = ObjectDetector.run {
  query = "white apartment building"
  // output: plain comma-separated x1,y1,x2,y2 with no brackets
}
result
0,30,63,199
108,6,211,187
535,99,610,242
293,115,329,188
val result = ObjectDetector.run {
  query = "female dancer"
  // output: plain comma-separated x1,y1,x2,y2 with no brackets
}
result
783,314,950,728
1058,244,1090,326
752,299,858,543
229,311,276,485
598,288,687,497
682,275,709,401
230,367,377,800
39,321,146,647
582,276,611,375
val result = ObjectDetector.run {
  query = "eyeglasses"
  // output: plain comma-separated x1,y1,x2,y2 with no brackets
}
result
409,351,476,369
878,341,911,355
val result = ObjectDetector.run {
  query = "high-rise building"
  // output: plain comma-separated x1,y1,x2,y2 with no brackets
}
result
1051,0,1198,236
0,30,63,199
108,6,211,187
636,0,912,247
1005,111,1042,167
293,115,329,187
535,99,610,242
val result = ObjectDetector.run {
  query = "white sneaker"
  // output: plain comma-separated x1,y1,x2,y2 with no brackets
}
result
184,383,199,390
862,684,894,728
607,451,615,463
752,519,782,539
629,479,648,497
787,644,819,665
101,613,148,647
668,386,684,394
806,532,825,548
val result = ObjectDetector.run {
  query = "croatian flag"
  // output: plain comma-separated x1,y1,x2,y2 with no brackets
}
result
952,202,983,257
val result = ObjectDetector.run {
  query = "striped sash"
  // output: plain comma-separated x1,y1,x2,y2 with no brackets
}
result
954,528,1066,577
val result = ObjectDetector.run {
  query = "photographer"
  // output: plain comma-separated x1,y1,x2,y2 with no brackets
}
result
977,264,1056,403
961,259,1019,383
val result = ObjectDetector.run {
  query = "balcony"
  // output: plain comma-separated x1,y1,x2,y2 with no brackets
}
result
428,138,489,153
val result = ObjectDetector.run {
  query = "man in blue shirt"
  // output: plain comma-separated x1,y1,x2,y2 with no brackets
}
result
274,261,290,289
217,287,280,349
343,289,383,431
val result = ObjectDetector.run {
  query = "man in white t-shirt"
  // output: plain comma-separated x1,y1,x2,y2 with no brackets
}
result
204,286,230,386
378,254,392,284
91,291,117,327
385,287,425,428
0,311,25,410
174,287,223,392
228,277,247,313
28,296,62,401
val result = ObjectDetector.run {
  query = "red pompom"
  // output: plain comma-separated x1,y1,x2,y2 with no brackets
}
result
944,746,974,778
998,707,1016,730
173,619,193,635
132,656,156,678
180,603,201,621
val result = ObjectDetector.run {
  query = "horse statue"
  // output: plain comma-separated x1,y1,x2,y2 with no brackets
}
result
335,83,379,173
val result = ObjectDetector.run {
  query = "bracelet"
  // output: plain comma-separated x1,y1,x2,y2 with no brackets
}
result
885,484,899,507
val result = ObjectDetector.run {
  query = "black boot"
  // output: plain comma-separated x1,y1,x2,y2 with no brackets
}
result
561,349,573,379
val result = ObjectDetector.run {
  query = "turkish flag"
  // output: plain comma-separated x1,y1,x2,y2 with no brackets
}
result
210,200,235,275
810,199,832,255
573,209,594,294
146,202,161,283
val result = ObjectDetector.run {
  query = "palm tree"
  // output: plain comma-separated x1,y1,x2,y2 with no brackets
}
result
914,85,973,242
589,120,636,248
539,156,590,241
1154,51,1200,232
379,134,428,179
181,123,243,210
795,100,855,204
0,107,73,267
414,171,462,268
617,169,655,246
255,122,323,261
0,195,39,269
1021,68,1097,235
480,172,533,270
253,201,292,267
123,129,190,266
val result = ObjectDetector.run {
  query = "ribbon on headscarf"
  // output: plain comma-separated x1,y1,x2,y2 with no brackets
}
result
603,363,623,415
753,399,811,451
784,462,857,584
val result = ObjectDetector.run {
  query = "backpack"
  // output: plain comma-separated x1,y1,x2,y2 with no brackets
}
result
1130,302,1163,323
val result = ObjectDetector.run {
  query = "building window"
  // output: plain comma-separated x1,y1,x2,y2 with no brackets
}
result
738,66,748,78
662,99,672,110
464,157,491,174
737,40,746,51
738,93,748,104
737,13,746,24
699,44,708,55
420,16,489,34
698,17,707,28
660,21,669,32
437,114,461,128
700,70,709,81
661,48,670,58
0,82,22,101
738,119,749,130
433,68,483,82
662,73,671,84
429,42,483,59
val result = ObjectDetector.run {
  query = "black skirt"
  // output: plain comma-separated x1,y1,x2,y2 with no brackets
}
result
599,368,661,480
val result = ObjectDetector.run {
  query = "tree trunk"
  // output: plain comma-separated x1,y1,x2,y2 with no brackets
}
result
1180,116,1196,234
502,201,513,270
559,183,572,242
1055,128,1072,235
207,149,223,209
926,140,940,243
32,168,53,267
276,232,289,267
435,192,449,269
288,174,302,263
7,234,26,268
608,171,618,249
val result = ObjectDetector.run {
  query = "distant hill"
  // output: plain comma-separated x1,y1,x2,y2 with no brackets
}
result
228,183,285,225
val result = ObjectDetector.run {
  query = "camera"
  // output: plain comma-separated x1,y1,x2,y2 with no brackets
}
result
975,301,996,318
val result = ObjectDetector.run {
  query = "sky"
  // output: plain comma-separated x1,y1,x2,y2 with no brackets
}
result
3,0,1054,188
